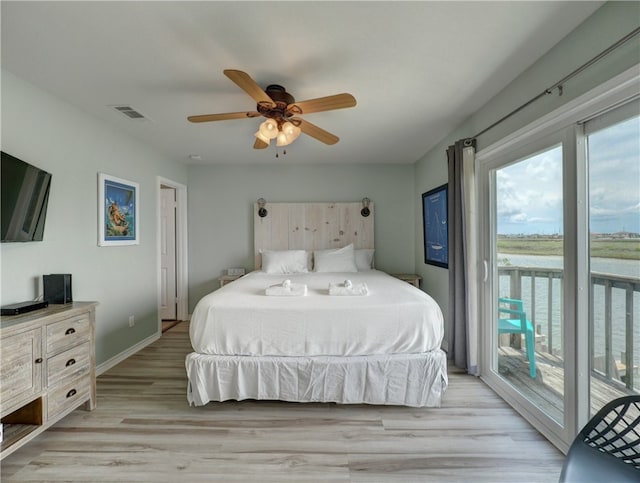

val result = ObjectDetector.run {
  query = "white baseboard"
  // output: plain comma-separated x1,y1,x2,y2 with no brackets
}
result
96,331,161,376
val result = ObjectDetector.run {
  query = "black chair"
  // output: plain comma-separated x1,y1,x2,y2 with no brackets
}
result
559,395,640,482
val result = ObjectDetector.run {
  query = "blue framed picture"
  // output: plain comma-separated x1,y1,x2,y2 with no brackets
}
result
422,184,448,268
98,173,139,246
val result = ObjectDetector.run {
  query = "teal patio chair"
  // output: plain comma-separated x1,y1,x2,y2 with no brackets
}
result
498,297,537,378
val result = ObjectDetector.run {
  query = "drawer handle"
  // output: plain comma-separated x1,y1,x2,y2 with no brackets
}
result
65,328,76,335
35,357,43,364
66,389,77,398
66,358,76,367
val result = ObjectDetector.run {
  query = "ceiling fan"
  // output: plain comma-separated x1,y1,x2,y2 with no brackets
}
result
188,70,356,150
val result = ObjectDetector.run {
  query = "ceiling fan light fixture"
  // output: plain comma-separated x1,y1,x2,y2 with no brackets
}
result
281,121,301,142
259,119,278,139
254,130,270,144
276,130,294,147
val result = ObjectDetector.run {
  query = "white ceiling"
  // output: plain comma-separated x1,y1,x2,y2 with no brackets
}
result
1,1,603,165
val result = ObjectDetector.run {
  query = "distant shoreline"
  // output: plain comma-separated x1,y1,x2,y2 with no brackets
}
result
497,238,640,261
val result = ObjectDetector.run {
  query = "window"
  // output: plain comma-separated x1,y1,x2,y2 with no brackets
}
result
585,101,640,414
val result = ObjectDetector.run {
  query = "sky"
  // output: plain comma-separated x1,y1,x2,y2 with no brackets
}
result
497,114,640,236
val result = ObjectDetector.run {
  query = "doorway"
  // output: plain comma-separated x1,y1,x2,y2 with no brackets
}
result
161,185,177,320
157,177,188,334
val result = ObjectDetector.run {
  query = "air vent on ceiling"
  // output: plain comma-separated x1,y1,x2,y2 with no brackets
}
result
111,105,148,121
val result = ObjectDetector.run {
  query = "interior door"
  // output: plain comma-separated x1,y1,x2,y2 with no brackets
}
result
160,186,177,320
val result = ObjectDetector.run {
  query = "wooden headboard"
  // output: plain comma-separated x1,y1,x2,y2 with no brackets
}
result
254,202,374,269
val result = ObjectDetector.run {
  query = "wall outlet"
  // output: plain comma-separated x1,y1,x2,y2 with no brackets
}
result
128,315,135,327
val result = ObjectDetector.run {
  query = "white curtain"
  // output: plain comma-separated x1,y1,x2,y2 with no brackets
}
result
447,139,478,375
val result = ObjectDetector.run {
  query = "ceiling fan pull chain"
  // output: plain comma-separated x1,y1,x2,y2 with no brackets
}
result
275,148,288,159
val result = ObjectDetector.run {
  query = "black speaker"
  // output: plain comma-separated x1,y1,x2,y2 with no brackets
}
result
43,274,73,304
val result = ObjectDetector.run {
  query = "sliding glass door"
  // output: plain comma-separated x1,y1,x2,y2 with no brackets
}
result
478,95,640,451
493,143,565,424
479,132,572,446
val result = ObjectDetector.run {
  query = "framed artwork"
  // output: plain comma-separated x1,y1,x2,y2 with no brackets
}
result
422,184,448,268
98,173,139,246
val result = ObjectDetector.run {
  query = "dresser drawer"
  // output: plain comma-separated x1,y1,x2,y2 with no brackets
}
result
46,314,90,355
47,373,91,420
47,341,91,388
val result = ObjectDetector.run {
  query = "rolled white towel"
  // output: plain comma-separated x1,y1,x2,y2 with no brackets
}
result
328,281,369,296
265,281,307,296
344,279,353,289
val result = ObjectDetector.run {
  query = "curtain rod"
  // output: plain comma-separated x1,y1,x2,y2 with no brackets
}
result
470,26,640,141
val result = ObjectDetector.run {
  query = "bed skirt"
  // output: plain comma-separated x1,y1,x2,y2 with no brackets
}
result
185,350,448,408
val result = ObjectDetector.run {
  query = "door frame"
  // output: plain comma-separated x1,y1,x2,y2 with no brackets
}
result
160,186,178,320
156,176,188,333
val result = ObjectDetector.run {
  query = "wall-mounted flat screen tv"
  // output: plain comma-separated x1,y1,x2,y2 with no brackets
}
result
1,151,52,242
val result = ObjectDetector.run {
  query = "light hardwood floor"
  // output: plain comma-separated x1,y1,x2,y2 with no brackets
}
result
1,322,565,482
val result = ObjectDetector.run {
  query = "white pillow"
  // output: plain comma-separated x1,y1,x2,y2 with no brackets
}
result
314,244,358,272
355,249,375,271
261,250,309,274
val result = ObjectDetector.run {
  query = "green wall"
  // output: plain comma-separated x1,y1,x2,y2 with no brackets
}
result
414,1,640,341
187,163,415,309
1,70,188,367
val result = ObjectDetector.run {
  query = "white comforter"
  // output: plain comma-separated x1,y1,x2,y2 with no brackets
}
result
189,270,444,357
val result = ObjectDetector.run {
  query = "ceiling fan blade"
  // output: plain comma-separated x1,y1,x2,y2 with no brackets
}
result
224,70,275,107
294,118,340,145
254,138,269,149
288,93,356,115
187,111,260,123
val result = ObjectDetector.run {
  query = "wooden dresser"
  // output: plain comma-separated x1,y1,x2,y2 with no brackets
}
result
0,302,97,460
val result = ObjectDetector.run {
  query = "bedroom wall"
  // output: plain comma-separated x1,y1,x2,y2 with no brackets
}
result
414,1,640,344
187,163,414,309
0,70,188,367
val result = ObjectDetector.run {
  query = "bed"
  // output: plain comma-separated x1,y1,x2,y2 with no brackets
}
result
185,202,448,407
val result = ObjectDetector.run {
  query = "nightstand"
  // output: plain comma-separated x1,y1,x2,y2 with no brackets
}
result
218,274,242,288
392,273,422,288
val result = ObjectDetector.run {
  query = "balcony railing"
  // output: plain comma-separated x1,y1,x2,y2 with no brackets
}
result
498,266,639,392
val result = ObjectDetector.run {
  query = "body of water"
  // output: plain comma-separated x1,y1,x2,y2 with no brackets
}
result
499,253,640,278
